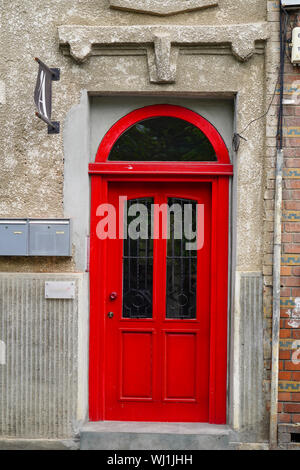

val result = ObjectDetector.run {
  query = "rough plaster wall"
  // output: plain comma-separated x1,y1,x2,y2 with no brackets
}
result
64,52,265,271
0,0,267,273
0,0,271,439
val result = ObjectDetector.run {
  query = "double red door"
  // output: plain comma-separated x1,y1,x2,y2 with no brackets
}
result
103,181,213,422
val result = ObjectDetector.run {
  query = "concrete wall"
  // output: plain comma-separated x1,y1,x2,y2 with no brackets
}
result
237,273,266,439
0,273,88,438
0,0,270,440
0,2,268,275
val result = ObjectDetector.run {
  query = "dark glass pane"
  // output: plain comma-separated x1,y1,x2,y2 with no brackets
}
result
108,117,217,162
122,198,153,319
166,198,197,319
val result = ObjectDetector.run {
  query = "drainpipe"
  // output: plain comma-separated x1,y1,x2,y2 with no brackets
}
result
269,3,286,449
269,148,283,450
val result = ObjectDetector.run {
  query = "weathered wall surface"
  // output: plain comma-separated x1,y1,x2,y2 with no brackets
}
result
265,2,300,442
0,0,271,439
0,0,267,272
231,273,266,440
0,273,88,438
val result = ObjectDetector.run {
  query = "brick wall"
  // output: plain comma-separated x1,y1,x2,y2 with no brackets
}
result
267,1,300,432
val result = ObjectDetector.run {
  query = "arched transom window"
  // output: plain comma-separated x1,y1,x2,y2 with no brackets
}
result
108,116,217,162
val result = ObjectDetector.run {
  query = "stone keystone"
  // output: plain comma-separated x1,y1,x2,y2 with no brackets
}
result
109,0,218,16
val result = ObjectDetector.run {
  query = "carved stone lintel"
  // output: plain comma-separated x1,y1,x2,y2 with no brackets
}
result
58,24,270,84
109,0,218,16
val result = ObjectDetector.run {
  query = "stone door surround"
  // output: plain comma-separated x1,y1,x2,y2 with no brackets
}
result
58,23,270,84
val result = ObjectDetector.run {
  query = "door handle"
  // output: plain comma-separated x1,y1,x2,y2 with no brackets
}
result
107,312,114,319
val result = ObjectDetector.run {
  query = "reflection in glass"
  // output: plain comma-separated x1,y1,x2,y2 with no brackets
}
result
108,117,217,162
166,198,197,319
122,198,153,319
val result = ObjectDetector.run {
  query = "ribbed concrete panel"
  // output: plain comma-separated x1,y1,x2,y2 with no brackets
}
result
0,274,80,438
239,273,265,435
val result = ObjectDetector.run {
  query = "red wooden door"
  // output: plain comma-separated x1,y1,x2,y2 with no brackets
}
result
89,104,232,423
104,181,212,422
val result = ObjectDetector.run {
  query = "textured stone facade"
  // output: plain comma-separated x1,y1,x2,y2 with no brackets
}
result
0,0,292,447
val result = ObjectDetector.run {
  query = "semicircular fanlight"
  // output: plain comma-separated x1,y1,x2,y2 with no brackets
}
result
108,116,217,162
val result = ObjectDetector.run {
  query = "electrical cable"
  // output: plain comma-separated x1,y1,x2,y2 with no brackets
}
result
232,69,280,151
277,6,289,150
233,6,289,152
240,70,280,135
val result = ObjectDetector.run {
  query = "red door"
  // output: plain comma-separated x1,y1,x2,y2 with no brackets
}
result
104,181,212,422
89,104,232,424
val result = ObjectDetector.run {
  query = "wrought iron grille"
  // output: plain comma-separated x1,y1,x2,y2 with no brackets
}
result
166,198,197,319
122,198,153,319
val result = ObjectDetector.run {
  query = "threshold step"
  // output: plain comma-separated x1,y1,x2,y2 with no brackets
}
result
80,421,232,450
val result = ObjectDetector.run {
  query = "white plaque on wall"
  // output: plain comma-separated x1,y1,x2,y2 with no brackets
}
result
45,281,75,299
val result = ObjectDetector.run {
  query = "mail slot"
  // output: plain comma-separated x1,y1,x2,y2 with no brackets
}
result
0,220,28,255
29,219,71,256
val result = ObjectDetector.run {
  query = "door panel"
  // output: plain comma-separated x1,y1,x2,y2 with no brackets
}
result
120,330,154,399
163,331,197,401
105,182,212,422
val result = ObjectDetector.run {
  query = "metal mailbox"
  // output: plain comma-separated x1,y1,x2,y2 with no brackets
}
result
28,219,71,256
0,218,71,256
0,219,28,255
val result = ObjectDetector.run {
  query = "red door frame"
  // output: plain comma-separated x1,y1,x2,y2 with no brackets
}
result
89,105,233,424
